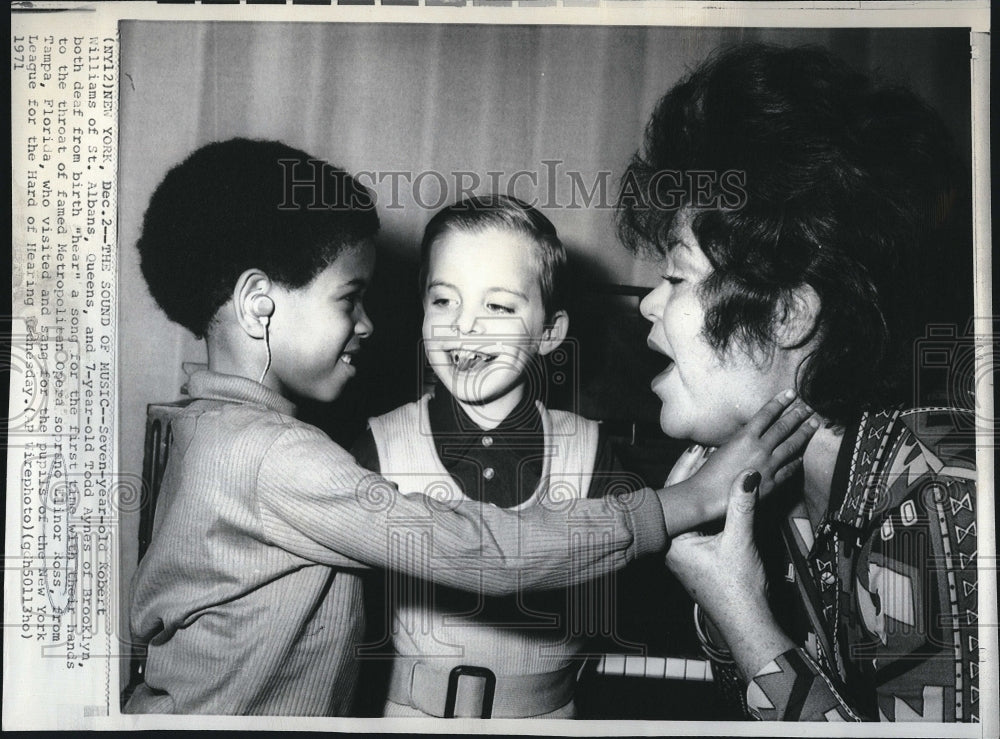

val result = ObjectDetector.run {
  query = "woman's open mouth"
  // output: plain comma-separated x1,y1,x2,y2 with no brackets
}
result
651,356,676,391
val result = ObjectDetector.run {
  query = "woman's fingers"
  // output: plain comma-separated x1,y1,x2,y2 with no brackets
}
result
743,388,797,437
671,531,707,543
722,469,760,543
665,444,712,487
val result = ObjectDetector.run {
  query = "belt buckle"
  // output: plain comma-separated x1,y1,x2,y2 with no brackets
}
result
444,665,496,718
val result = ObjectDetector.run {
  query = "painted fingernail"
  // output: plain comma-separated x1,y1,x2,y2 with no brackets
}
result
808,417,821,428
687,444,699,453
743,470,761,492
783,389,795,400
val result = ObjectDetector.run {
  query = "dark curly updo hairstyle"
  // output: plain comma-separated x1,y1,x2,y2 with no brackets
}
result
617,43,969,426
138,138,380,338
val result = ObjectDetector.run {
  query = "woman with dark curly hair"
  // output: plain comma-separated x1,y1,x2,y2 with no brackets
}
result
619,43,979,722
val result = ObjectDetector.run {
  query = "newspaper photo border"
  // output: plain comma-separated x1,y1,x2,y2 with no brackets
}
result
7,1,995,734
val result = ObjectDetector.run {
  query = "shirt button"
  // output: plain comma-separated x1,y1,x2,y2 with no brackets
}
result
481,436,494,447
820,571,835,587
482,467,496,481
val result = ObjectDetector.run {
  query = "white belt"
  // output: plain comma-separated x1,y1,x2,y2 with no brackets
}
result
387,658,578,718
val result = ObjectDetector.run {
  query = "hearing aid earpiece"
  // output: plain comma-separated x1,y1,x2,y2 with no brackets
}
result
249,295,275,326
248,294,275,384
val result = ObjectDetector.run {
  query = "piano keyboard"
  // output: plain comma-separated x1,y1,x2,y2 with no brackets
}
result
594,654,714,682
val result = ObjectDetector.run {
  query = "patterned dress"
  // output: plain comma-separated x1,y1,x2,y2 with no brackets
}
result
746,407,980,721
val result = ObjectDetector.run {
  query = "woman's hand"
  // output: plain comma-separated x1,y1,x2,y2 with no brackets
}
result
664,444,713,487
665,469,794,681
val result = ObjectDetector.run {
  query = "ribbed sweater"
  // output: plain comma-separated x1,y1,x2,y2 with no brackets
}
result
124,371,667,715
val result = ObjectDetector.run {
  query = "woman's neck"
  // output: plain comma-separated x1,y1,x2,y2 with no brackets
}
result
800,422,846,526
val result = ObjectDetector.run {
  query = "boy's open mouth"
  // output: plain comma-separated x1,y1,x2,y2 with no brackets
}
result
449,349,497,372
340,348,363,366
339,343,363,366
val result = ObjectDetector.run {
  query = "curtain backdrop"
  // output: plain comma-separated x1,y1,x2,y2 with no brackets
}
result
117,22,972,665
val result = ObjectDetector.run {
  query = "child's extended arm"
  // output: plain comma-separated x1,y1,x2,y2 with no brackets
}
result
257,427,669,595
657,390,818,536
255,391,813,597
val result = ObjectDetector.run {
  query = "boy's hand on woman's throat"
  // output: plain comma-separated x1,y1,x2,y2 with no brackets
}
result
658,390,819,532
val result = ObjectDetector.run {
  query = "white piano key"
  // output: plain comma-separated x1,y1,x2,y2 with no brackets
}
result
644,656,666,678
664,657,687,679
684,658,709,681
623,654,646,677
602,653,626,677
594,654,715,682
